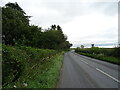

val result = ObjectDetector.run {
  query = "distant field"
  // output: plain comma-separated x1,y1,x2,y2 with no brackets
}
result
75,47,120,64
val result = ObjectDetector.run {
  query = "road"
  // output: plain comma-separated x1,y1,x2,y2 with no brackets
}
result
58,51,120,88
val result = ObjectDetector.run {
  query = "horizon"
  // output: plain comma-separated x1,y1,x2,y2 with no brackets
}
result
71,43,118,48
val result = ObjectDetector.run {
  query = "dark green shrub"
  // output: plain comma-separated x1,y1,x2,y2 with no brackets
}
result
2,45,58,87
2,45,26,86
75,47,120,58
112,47,120,58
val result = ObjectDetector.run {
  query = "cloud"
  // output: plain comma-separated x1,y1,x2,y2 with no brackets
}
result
63,12,117,37
90,2,118,16
0,0,118,48
27,2,94,27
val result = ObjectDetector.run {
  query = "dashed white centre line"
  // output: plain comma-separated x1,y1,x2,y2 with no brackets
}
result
81,60,88,64
96,68,120,83
83,61,88,64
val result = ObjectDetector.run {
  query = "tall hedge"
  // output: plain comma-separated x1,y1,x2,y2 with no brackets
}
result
75,47,120,58
2,45,57,87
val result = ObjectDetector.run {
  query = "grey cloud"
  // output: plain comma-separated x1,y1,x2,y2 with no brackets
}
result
77,28,118,41
34,1,118,26
38,2,92,22
104,3,118,16
1,0,118,48
70,27,118,47
90,2,118,16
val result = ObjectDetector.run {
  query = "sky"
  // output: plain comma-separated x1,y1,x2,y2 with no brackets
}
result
0,0,119,48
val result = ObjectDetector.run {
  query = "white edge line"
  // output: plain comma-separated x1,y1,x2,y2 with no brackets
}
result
96,68,120,83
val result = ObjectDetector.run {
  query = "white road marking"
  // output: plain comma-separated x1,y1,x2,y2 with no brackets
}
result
81,60,88,64
96,68,120,83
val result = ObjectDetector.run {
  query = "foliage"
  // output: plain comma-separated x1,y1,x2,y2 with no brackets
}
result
2,2,72,50
2,45,58,87
75,47,119,58
2,3,30,45
5,2,26,14
80,45,84,49
75,47,120,64
26,52,64,88
2,2,72,88
79,53,120,64
112,47,120,58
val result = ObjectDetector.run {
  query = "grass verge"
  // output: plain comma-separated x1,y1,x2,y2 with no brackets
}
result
3,45,64,88
77,52,120,65
25,52,64,88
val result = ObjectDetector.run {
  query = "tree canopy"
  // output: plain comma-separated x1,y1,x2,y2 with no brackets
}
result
2,2,72,50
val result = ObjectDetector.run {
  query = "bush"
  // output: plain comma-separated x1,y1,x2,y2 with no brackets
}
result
2,45,58,87
112,47,120,58
75,47,120,58
75,47,120,64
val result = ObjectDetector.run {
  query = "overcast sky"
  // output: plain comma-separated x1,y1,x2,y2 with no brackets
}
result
1,0,119,48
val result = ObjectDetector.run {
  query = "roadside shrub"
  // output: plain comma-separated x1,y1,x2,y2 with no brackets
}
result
75,47,120,58
2,45,58,87
112,47,120,58
2,45,26,86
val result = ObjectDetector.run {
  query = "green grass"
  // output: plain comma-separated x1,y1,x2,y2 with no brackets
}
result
27,52,64,88
6,52,64,88
78,52,120,64
3,45,64,88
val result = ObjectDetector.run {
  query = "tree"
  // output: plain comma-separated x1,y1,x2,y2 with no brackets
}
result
91,44,94,48
38,25,72,49
40,30,64,49
50,24,56,30
80,45,84,49
5,2,26,14
2,2,30,45
57,25,62,33
2,2,72,50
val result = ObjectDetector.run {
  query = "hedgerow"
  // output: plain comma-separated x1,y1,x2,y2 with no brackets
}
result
75,47,120,64
2,45,58,87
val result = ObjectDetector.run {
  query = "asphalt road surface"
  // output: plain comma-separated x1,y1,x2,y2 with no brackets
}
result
58,51,120,88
